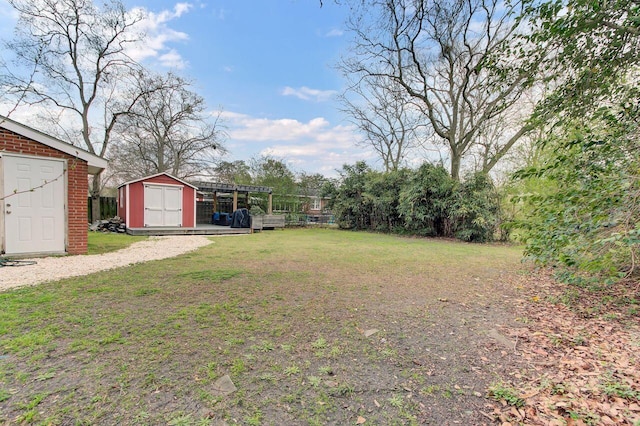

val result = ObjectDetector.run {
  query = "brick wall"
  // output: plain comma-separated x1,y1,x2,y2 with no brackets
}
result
0,128,90,254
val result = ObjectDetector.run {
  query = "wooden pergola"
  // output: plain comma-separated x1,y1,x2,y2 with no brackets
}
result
192,182,274,214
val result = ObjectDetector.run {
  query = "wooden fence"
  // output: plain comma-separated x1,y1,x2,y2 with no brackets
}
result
87,197,117,222
196,201,215,224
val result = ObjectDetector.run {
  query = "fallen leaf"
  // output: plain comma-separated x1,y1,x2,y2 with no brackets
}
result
363,329,379,337
521,390,540,399
488,269,640,426
356,416,366,424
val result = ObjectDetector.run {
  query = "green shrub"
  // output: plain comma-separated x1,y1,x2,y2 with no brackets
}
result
452,173,501,242
512,104,640,281
398,163,455,236
328,162,502,242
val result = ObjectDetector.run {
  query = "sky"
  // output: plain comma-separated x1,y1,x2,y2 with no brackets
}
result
0,0,379,177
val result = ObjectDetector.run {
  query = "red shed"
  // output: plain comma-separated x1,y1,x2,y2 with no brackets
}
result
117,172,197,229
0,115,108,256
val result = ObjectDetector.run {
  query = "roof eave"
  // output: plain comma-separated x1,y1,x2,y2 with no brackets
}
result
88,162,108,175
0,115,108,174
118,172,199,190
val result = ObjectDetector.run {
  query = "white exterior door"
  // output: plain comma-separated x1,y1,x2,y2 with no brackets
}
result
2,154,66,255
144,184,182,227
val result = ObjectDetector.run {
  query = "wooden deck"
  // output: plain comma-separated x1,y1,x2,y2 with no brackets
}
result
126,224,252,236
126,214,286,236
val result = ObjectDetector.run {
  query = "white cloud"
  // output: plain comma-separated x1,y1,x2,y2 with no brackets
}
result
158,49,188,69
0,101,94,148
281,86,338,102
325,28,344,37
173,3,193,17
127,3,193,69
257,141,375,177
1,3,193,68
219,111,375,176
221,112,349,143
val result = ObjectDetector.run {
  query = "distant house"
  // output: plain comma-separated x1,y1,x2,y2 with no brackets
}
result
299,193,333,225
0,115,108,256
303,195,329,215
266,190,332,225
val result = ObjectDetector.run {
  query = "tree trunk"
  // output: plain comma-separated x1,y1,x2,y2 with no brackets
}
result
450,153,461,181
90,172,102,222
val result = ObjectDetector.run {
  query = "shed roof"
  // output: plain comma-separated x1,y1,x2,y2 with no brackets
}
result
0,115,108,174
119,172,199,190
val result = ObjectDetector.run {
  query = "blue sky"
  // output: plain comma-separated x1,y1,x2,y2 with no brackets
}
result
1,0,378,177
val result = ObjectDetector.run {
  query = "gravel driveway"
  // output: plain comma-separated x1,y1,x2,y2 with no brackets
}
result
0,235,214,292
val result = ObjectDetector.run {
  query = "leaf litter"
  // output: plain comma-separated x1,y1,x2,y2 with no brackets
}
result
489,269,640,425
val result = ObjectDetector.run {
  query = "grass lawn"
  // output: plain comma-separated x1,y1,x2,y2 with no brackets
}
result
0,228,526,425
86,232,148,255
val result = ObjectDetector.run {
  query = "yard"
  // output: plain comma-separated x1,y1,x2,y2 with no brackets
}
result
0,229,638,425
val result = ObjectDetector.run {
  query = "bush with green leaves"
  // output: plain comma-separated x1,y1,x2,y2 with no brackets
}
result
327,162,502,242
323,161,373,230
452,172,502,242
397,163,455,236
512,104,640,281
364,168,409,232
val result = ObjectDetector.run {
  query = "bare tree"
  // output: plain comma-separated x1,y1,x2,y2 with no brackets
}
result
341,75,427,172
2,0,147,220
110,72,226,182
0,58,38,120
343,0,542,180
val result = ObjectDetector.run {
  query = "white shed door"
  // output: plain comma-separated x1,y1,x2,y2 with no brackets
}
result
3,155,65,255
163,186,182,226
144,184,182,227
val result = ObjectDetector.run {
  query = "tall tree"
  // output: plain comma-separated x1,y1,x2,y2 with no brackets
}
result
323,161,374,229
340,75,426,172
297,172,330,196
250,156,296,192
212,160,252,184
524,0,640,121
250,156,297,211
2,0,147,220
343,0,541,180
511,0,640,281
110,72,226,182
